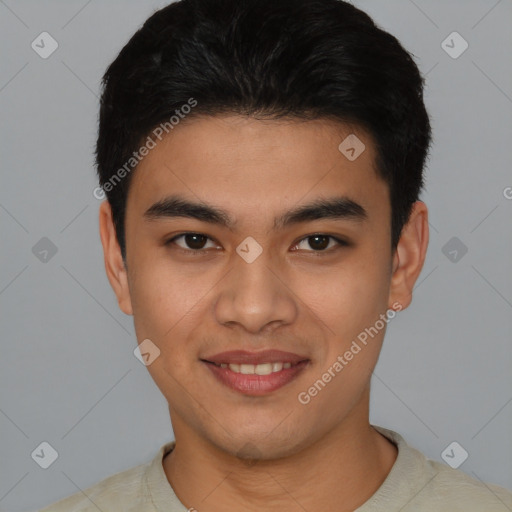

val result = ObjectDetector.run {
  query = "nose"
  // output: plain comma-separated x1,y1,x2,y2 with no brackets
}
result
213,247,298,334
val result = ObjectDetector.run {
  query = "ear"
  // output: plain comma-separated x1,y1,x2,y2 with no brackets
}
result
98,201,133,315
388,201,429,311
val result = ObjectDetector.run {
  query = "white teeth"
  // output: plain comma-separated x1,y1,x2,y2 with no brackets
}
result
224,362,295,374
255,363,274,375
240,364,255,374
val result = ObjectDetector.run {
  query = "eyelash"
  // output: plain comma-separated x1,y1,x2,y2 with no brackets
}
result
164,232,349,256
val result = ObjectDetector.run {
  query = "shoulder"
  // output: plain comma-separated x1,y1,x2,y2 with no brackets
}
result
370,426,512,512
37,453,157,512
421,457,512,511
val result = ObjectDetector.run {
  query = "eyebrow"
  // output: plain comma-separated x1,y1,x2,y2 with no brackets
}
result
143,194,368,231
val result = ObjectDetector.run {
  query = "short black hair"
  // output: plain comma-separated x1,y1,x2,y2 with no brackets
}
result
96,0,432,261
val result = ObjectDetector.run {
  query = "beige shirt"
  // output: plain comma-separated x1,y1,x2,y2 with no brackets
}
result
39,425,512,511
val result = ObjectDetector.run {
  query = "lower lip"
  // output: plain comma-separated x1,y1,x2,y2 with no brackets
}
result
202,360,309,396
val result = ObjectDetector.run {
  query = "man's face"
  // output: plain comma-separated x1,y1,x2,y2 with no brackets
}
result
114,115,402,459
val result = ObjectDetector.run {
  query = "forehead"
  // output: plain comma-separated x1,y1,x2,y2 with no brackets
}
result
127,115,389,225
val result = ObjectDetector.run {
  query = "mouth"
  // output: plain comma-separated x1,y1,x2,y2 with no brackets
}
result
200,350,310,396
204,359,306,373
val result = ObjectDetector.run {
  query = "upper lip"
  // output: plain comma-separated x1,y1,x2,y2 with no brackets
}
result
202,350,309,365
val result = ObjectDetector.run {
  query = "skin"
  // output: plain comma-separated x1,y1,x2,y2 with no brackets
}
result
99,114,429,512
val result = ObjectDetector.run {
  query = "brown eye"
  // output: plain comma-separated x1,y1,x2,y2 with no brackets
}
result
166,233,217,251
293,234,348,252
306,235,330,250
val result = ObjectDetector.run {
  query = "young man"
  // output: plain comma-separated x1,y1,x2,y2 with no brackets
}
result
40,0,512,510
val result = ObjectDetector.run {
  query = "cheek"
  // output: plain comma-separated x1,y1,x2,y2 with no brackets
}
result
294,246,391,391
128,257,207,338
128,258,217,387
129,262,204,397
295,252,390,334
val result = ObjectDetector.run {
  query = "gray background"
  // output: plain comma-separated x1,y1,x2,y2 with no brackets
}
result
1,0,511,510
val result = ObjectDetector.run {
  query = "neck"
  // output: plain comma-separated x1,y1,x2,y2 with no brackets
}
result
163,388,397,512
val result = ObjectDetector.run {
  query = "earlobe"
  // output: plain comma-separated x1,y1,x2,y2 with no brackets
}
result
98,201,133,316
388,201,429,311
